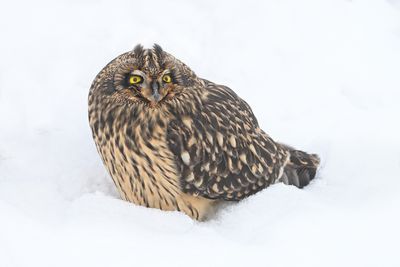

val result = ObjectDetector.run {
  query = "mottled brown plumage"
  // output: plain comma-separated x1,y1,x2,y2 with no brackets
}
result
88,44,320,220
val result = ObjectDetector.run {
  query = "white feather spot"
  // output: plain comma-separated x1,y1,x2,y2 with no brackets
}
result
258,164,264,173
182,116,192,129
203,163,210,171
206,131,213,144
212,183,219,193
229,136,237,148
249,144,257,154
239,153,247,164
186,172,195,182
181,151,190,165
216,132,223,147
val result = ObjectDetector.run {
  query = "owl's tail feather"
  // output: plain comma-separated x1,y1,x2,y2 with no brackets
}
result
280,144,320,188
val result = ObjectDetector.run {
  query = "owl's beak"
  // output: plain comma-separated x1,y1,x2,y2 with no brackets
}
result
149,81,161,103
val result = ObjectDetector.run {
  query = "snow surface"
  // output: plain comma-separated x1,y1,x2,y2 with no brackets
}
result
1,0,400,266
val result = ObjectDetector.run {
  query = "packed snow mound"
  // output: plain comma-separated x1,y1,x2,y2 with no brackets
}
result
1,1,399,266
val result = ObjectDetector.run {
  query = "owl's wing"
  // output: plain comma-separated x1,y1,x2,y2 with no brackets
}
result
167,81,288,201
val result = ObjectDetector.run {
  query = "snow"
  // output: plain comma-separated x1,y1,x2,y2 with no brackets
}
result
1,0,400,266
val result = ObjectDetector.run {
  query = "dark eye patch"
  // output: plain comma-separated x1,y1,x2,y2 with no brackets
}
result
124,73,136,86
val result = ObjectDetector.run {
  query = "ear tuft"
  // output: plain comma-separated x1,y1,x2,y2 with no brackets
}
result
133,44,144,55
153,43,164,58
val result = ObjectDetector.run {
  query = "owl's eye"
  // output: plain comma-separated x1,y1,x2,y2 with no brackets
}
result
129,75,143,85
162,74,172,83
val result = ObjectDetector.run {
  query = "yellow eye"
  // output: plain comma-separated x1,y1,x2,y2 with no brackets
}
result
162,74,172,83
129,75,142,84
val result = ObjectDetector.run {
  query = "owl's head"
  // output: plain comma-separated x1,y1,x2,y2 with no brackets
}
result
90,44,200,107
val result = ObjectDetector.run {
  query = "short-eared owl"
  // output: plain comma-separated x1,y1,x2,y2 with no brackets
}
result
88,44,320,220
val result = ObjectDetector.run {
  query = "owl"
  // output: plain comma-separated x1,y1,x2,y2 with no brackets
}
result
88,44,320,220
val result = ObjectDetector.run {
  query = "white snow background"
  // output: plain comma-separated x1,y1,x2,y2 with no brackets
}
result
1,0,400,266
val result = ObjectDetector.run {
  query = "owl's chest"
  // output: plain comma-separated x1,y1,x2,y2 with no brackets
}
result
96,110,183,209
